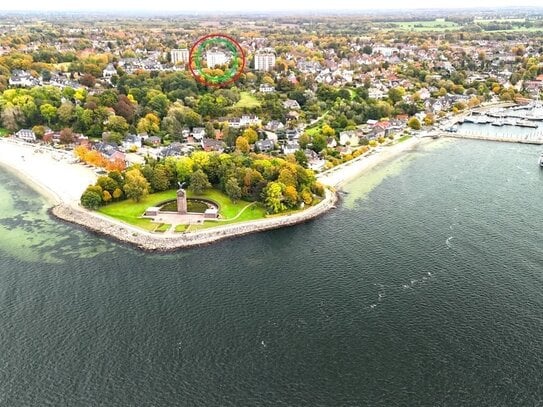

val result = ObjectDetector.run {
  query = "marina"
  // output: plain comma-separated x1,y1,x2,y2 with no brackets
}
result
446,103,543,145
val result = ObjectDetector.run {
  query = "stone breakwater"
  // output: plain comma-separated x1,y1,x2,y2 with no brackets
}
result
51,190,338,251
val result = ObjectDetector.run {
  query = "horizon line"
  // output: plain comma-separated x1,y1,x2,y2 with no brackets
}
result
1,6,543,14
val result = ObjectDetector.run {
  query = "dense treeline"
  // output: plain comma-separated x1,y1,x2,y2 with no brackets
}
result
81,150,325,214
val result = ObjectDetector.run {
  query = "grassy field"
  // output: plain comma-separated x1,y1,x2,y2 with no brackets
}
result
305,111,330,137
175,224,188,233
98,188,267,232
397,135,412,143
155,223,171,233
480,26,543,32
0,128,9,137
388,20,460,31
190,204,268,230
474,18,526,23
98,190,175,230
234,92,261,109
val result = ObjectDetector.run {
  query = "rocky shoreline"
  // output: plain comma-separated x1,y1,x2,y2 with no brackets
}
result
50,189,338,252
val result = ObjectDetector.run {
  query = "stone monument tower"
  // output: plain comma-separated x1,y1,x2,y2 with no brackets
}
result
177,183,187,214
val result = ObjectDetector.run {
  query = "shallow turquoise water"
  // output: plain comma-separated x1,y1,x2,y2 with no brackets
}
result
0,138,542,406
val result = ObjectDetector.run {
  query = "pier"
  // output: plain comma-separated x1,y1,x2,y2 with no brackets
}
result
440,131,543,145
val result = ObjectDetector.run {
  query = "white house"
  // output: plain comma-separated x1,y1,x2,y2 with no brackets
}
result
122,134,142,151
15,129,37,142
339,131,360,147
282,141,300,155
259,83,275,93
240,115,261,127
9,70,39,87
102,63,117,78
192,127,206,141
283,99,301,110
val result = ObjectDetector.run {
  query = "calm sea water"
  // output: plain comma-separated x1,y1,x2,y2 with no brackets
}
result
0,139,542,406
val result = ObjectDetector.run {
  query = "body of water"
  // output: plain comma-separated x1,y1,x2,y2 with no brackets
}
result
1,138,542,406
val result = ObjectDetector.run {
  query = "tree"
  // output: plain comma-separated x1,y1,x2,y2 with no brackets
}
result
197,94,221,117
298,132,311,149
59,128,75,144
189,169,211,194
114,95,136,123
321,124,335,138
41,69,52,82
1,106,24,132
408,117,421,130
278,167,297,187
106,115,129,135
312,133,327,153
137,113,160,135
225,177,242,202
176,157,194,183
294,150,308,167
242,127,258,144
150,164,170,192
263,181,286,214
388,87,406,104
148,93,170,117
205,122,215,138
79,74,96,88
423,114,435,126
123,168,150,202
102,190,112,203
300,189,313,205
32,125,46,139
112,187,123,200
284,185,299,207
162,105,202,139
40,103,57,126
81,189,102,209
236,136,250,153
58,102,74,125
96,175,118,193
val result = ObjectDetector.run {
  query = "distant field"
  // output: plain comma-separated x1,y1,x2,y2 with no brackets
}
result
473,18,543,32
474,18,526,24
387,20,460,31
234,92,261,109
481,26,543,32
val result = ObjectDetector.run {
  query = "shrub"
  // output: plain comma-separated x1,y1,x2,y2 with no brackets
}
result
81,190,103,209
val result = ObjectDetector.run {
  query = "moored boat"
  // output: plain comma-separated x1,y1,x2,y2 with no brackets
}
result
491,119,504,127
517,120,539,129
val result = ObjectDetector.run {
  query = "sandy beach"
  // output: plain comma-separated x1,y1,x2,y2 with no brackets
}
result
317,136,428,188
0,138,97,205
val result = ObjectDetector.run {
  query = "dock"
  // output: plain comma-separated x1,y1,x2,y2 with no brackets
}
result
440,131,543,145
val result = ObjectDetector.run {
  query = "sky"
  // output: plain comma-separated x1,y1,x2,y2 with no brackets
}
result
0,0,542,12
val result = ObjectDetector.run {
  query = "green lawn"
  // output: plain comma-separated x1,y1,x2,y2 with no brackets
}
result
397,135,412,143
98,188,267,232
0,128,9,137
234,91,261,109
190,204,268,230
474,18,526,23
154,223,171,233
175,224,188,233
387,20,460,31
